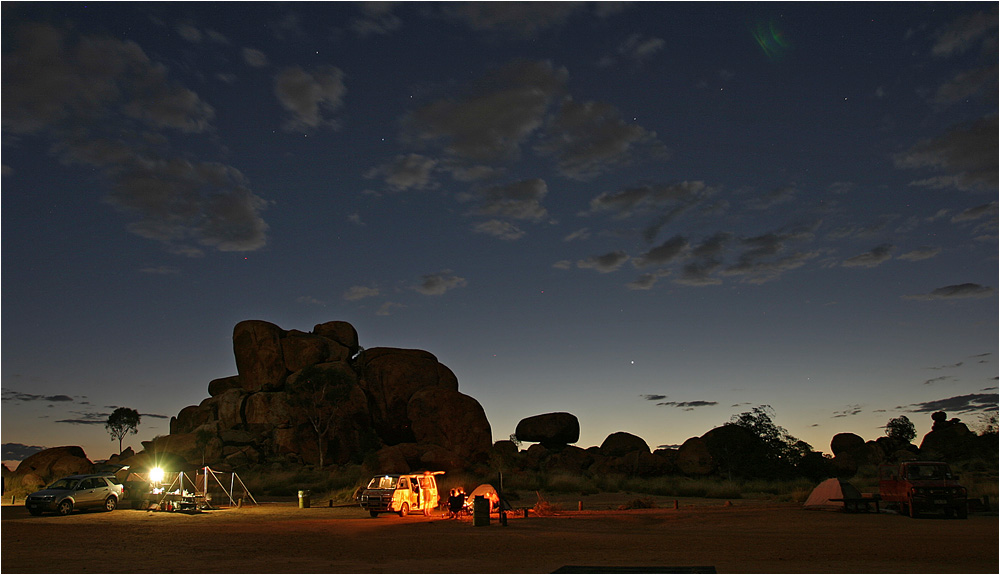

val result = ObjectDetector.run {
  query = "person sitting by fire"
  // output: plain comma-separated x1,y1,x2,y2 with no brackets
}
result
448,488,466,519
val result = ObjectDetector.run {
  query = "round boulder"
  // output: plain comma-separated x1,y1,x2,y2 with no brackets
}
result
600,431,650,457
515,412,580,448
830,432,865,456
233,320,288,392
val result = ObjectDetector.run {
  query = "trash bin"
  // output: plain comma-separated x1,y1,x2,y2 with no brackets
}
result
298,490,311,509
473,495,489,526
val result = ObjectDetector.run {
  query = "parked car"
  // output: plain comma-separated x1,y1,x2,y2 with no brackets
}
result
25,474,124,516
878,461,968,519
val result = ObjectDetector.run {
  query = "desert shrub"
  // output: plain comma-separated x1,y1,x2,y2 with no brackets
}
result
544,473,595,493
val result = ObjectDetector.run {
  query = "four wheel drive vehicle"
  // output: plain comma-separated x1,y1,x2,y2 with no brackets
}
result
25,474,124,516
878,461,968,519
357,471,443,517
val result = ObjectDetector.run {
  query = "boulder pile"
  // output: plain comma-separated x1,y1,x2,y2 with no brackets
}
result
148,319,492,473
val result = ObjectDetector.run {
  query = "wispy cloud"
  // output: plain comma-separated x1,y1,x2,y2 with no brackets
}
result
414,271,467,295
904,283,995,301
899,393,998,413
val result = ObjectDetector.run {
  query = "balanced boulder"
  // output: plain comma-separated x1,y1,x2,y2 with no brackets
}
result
515,412,580,448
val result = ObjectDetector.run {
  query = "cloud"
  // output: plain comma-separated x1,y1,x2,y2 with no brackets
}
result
587,181,711,220
841,243,894,268
951,201,998,223
627,270,671,290
403,60,567,163
535,97,663,180
904,283,995,301
897,246,942,261
721,224,820,283
296,295,327,306
745,186,797,210
641,394,668,401
472,220,526,241
470,178,549,221
577,250,630,273
924,376,954,385
619,33,665,61
633,235,688,268
350,3,403,37
931,11,998,57
933,65,998,104
900,393,998,413
564,228,591,242
243,47,269,67
832,405,863,418
3,23,269,256
675,258,724,286
343,286,379,301
274,65,346,131
2,390,75,403
3,23,215,135
894,115,998,193
414,271,467,295
366,154,439,191
3,443,46,461
655,400,719,411
376,301,405,316
80,153,269,254
442,2,587,36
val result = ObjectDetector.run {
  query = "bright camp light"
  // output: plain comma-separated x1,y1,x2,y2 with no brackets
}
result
149,467,165,483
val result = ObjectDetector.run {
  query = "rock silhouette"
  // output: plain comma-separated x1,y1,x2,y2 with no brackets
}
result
162,320,491,471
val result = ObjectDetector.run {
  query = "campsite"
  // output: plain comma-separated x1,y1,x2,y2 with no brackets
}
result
2,492,997,573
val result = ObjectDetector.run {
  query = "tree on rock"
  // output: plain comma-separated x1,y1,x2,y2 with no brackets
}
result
106,407,141,455
884,415,916,443
287,364,353,468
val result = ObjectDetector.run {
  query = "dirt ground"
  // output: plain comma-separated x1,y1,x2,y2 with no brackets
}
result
2,493,996,574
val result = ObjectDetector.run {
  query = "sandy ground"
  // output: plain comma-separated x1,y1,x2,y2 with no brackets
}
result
2,493,996,574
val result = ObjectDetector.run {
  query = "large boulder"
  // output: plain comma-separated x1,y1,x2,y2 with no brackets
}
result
515,412,580,448
281,331,350,372
208,375,241,397
12,446,93,482
360,348,458,445
600,431,650,457
313,321,360,354
831,432,865,456
920,420,976,461
407,388,492,462
233,320,288,392
675,437,713,475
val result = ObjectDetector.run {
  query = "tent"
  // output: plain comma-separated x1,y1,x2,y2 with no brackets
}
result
803,478,854,511
466,483,512,512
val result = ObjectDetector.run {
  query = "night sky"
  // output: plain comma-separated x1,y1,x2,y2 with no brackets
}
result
3,2,997,467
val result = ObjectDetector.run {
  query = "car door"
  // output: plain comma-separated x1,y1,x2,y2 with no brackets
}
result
78,478,107,508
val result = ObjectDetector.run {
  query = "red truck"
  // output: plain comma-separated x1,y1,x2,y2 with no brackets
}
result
878,461,968,519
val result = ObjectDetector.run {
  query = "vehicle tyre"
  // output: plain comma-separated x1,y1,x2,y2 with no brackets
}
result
28,508,43,516
399,502,409,517
57,500,73,516
369,511,379,518
104,496,117,512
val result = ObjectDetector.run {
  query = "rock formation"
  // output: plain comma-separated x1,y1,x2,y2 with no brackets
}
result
156,320,492,472
515,412,580,449
8,446,93,493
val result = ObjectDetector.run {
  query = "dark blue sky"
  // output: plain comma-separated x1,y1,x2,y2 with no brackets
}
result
3,2,997,465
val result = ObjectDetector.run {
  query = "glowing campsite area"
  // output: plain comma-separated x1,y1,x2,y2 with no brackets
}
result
3,493,997,573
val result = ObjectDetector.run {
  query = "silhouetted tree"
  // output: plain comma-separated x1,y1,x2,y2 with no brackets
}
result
884,415,916,443
724,405,811,478
286,364,353,468
106,407,141,455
